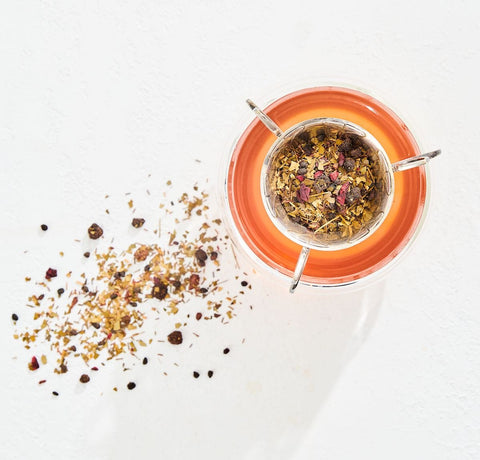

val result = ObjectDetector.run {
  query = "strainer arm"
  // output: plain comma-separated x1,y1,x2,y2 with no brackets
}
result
290,246,311,293
392,149,441,173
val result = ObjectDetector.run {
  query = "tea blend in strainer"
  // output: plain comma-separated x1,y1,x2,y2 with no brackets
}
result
263,118,392,250
247,99,441,293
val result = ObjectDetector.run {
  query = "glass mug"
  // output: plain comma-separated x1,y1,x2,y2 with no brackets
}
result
247,99,441,293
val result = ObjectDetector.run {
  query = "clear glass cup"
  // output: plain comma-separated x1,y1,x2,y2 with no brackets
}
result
221,85,441,293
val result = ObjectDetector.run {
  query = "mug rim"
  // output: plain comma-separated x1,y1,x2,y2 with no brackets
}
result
222,85,430,289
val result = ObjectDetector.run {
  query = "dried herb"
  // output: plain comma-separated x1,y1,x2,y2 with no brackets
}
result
88,223,103,240
14,187,250,391
267,123,387,242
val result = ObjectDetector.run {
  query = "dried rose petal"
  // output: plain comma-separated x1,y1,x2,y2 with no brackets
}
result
314,171,323,179
28,356,39,371
296,175,305,182
336,183,350,205
338,152,345,166
296,184,310,203
45,268,57,280
329,171,339,182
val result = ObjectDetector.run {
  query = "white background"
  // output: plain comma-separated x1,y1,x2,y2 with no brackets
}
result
1,1,480,459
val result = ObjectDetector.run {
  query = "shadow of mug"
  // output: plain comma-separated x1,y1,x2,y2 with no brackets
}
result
88,275,385,460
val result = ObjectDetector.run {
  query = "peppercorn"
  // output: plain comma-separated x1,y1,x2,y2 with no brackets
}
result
195,312,202,320
338,137,353,152
152,281,168,300
40,224,48,231
83,251,90,258
88,223,103,240
11,313,18,321
167,330,183,345
210,251,218,261
131,218,145,228
79,374,90,383
142,357,148,365
127,382,136,390
223,348,230,355
208,370,214,378
241,281,248,287
52,391,59,396
57,288,65,296
349,148,362,159
193,371,200,379
344,157,356,172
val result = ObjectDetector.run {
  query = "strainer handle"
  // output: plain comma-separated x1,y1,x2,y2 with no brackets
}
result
246,99,283,138
392,149,441,172
290,246,311,293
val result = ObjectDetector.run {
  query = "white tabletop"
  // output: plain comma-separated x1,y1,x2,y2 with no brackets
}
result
1,1,479,459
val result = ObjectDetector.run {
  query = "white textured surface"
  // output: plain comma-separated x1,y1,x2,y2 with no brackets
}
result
1,1,480,459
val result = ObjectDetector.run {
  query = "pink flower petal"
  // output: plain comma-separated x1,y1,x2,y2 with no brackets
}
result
297,184,311,203
296,175,305,182
338,153,345,166
336,183,350,205
314,170,323,179
329,171,339,182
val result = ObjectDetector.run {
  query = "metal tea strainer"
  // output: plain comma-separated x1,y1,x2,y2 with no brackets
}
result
247,99,441,293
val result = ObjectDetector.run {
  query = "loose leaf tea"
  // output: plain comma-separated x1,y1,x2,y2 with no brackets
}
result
13,186,252,391
266,122,389,244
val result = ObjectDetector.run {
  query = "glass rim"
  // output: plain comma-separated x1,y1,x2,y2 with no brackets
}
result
218,83,431,290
